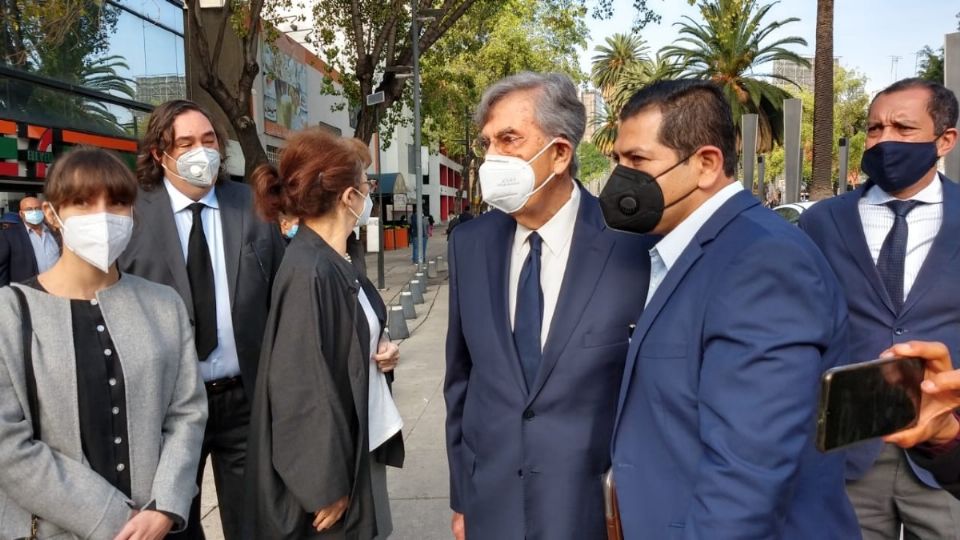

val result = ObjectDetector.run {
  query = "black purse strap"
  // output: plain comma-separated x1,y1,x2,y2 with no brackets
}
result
10,286,40,440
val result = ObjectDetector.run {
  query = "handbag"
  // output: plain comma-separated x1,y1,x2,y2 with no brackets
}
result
11,286,41,540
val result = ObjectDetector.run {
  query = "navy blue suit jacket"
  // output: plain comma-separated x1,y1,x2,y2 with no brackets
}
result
0,224,40,286
612,191,860,539
799,177,960,488
444,187,652,540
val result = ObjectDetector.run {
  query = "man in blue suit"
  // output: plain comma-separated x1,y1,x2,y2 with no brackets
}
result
605,80,859,539
444,72,652,540
800,78,960,539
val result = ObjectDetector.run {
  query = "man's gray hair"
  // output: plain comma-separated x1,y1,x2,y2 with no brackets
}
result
475,72,586,177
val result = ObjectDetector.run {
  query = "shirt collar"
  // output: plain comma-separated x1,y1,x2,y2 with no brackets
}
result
653,181,743,272
23,222,49,236
164,177,219,213
864,174,944,206
514,182,580,255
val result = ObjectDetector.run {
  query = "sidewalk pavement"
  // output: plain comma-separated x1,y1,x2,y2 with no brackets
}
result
200,236,452,539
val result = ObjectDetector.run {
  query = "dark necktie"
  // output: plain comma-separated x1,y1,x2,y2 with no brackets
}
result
876,200,922,313
187,202,217,360
513,232,543,390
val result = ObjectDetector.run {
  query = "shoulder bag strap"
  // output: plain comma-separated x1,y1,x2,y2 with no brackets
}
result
10,286,39,439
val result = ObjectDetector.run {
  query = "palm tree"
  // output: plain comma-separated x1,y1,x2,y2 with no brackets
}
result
591,102,620,156
591,33,649,101
662,0,809,152
809,0,834,200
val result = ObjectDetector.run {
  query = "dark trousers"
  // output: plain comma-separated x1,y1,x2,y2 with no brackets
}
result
173,383,251,540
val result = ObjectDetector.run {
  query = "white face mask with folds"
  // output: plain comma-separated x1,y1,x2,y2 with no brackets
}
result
346,188,374,226
164,147,221,187
478,138,559,214
53,210,134,273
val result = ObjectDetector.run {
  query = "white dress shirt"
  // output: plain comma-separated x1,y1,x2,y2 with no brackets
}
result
858,175,944,300
509,183,580,348
164,178,241,381
25,223,60,272
646,182,743,306
358,288,403,450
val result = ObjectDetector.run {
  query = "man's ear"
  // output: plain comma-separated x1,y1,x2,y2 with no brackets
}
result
936,127,958,158
693,146,726,189
552,139,574,175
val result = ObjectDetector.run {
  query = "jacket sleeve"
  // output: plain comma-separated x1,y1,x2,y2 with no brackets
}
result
0,231,11,286
268,278,355,513
0,305,131,538
910,446,960,499
686,237,841,538
444,233,472,513
150,295,209,531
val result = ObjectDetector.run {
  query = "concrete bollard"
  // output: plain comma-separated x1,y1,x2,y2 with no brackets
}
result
388,305,410,339
400,291,417,319
409,280,425,304
427,260,438,278
437,255,447,273
414,272,427,292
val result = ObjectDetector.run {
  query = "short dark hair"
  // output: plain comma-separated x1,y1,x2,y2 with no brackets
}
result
619,79,738,178
46,147,137,210
873,78,959,136
136,99,228,191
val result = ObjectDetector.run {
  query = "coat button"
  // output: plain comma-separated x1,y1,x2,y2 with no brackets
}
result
894,328,905,336
523,410,535,420
517,469,523,477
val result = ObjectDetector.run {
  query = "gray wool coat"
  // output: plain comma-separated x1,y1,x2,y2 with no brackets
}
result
0,275,208,540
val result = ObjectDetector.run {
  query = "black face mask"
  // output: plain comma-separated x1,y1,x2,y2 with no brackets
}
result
599,155,694,234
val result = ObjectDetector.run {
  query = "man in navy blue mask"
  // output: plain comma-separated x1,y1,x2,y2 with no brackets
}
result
800,78,960,539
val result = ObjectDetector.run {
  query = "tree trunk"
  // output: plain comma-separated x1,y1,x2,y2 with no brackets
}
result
810,0,835,201
235,115,268,179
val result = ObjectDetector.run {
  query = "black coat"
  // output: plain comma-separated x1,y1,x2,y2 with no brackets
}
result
0,224,40,286
245,226,402,539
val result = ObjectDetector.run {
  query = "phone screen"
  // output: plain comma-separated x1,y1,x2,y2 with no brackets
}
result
816,356,925,452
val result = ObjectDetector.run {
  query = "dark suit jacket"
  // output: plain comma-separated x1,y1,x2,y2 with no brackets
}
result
245,227,385,539
119,181,285,400
912,445,960,499
800,177,960,488
0,224,40,286
444,187,652,540
612,191,860,539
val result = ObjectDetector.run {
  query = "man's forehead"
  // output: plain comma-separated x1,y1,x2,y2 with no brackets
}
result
615,110,664,152
480,90,540,134
172,110,216,138
869,88,932,119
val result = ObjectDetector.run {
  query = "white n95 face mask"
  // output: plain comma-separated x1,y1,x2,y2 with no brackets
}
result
54,211,134,273
347,188,374,226
164,147,221,187
479,138,559,214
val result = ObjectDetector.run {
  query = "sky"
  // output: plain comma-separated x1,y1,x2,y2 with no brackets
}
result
579,0,960,94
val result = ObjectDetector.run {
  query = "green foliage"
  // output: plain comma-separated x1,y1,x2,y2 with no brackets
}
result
661,0,808,152
419,0,589,158
591,0,696,32
576,140,611,184
765,65,868,186
918,46,944,84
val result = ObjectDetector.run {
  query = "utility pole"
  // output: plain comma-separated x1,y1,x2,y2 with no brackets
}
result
411,0,424,268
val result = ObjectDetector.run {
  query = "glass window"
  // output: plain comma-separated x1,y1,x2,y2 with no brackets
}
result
108,8,186,104
116,0,185,34
0,80,144,138
775,206,801,225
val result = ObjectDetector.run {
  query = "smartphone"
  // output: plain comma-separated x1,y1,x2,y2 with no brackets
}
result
816,356,925,452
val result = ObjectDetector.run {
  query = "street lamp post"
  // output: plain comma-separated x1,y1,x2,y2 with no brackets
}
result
366,90,386,289
411,0,424,269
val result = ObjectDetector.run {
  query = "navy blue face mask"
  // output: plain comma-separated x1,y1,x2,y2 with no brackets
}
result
861,139,940,194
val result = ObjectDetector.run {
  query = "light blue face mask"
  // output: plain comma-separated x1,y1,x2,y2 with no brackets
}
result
23,209,45,225
285,224,299,239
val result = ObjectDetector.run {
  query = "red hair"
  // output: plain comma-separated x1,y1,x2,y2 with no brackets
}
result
252,129,363,221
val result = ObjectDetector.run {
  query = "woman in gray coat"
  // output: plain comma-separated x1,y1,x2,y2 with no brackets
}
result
0,148,208,540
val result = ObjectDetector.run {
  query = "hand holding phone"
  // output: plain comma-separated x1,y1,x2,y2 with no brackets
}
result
816,356,925,452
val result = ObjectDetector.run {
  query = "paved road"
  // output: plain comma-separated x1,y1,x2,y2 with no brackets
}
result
200,237,452,539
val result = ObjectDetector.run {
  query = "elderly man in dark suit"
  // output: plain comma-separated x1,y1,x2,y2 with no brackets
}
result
800,78,960,539
444,72,652,540
118,100,285,540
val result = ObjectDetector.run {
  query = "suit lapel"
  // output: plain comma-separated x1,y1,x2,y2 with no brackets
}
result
901,177,960,316
830,184,896,314
527,191,615,404
614,191,755,433
484,212,528,395
140,188,193,307
217,182,244,307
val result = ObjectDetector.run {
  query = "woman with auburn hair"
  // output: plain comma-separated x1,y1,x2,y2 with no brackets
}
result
246,129,404,539
0,147,207,540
